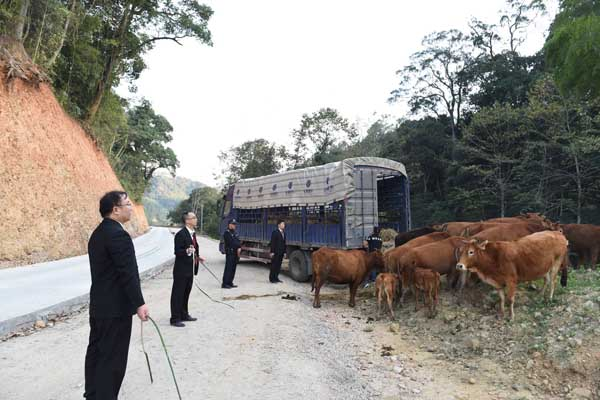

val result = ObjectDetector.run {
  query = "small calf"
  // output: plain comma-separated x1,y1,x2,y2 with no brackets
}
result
375,273,400,319
412,268,441,317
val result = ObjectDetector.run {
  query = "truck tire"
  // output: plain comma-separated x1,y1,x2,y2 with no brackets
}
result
289,250,310,282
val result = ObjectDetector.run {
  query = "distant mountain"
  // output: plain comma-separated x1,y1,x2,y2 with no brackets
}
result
143,174,205,225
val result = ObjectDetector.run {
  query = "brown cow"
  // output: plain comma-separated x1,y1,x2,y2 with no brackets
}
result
440,222,477,236
311,248,384,308
376,272,400,319
471,222,548,242
412,267,441,317
394,226,438,247
398,236,468,301
384,232,451,274
456,231,569,320
562,224,600,268
486,213,550,225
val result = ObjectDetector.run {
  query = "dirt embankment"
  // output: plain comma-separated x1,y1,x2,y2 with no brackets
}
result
0,65,148,267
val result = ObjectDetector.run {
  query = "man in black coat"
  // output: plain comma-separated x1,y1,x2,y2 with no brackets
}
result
170,211,205,327
84,191,149,400
269,219,286,283
222,219,241,289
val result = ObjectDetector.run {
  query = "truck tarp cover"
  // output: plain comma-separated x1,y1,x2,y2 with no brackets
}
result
232,157,407,209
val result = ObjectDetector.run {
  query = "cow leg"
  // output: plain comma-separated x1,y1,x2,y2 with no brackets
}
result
506,284,516,321
548,258,562,302
590,247,598,269
387,289,395,320
427,287,434,318
313,276,324,308
496,288,506,319
414,286,419,312
349,281,359,308
376,286,382,318
541,273,549,298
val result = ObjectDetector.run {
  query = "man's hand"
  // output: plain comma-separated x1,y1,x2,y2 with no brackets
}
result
187,245,195,256
237,248,241,256
199,256,206,263
270,253,274,258
136,304,149,321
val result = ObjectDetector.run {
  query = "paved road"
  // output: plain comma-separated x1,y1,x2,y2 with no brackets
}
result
0,236,377,400
0,227,175,335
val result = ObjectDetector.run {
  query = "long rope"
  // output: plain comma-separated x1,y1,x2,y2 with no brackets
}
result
145,317,183,400
140,321,153,383
199,261,222,285
194,281,235,309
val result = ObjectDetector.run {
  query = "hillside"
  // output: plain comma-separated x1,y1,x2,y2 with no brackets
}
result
142,173,205,225
0,46,148,268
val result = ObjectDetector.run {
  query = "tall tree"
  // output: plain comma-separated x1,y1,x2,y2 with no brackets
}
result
389,30,472,151
291,107,357,167
545,0,600,98
218,139,289,186
459,103,529,217
84,0,213,123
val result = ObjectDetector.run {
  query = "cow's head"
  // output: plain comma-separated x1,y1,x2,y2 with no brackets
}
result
547,221,563,233
456,239,488,271
368,250,386,271
430,223,445,232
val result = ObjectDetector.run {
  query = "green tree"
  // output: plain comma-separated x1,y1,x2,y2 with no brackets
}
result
390,30,473,149
168,187,222,238
456,103,529,217
113,99,179,201
545,0,600,98
291,107,357,167
218,139,289,186
82,0,213,122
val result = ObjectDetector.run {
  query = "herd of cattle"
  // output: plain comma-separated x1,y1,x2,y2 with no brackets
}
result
310,213,600,321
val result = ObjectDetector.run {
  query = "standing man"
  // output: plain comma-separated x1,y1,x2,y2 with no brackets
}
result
84,191,149,400
170,211,205,327
269,219,286,283
364,226,383,286
222,219,241,289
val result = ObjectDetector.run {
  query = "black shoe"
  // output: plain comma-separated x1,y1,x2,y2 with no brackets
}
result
170,321,185,327
230,284,238,288
182,316,197,322
275,279,283,283
221,284,233,289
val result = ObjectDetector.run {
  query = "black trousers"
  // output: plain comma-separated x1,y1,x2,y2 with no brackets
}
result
222,253,238,286
84,316,133,400
270,253,284,282
170,276,193,323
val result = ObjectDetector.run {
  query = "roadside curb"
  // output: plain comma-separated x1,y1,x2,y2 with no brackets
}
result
0,258,173,338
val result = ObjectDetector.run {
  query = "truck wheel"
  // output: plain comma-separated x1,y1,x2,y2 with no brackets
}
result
289,250,310,282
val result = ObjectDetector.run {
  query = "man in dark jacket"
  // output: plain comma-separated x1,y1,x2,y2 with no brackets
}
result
170,211,205,327
269,219,286,283
222,219,241,289
364,226,383,285
84,191,149,400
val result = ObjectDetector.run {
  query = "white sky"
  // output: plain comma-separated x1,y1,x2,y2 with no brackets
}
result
126,0,558,187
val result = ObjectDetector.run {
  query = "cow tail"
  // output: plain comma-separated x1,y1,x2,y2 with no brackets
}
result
560,252,569,288
311,270,315,292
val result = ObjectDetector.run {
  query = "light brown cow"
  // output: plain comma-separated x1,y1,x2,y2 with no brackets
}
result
456,231,569,320
311,248,384,308
412,267,440,317
562,224,600,268
376,272,400,319
398,236,468,301
471,222,548,242
440,222,477,236
486,213,550,225
384,231,451,274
